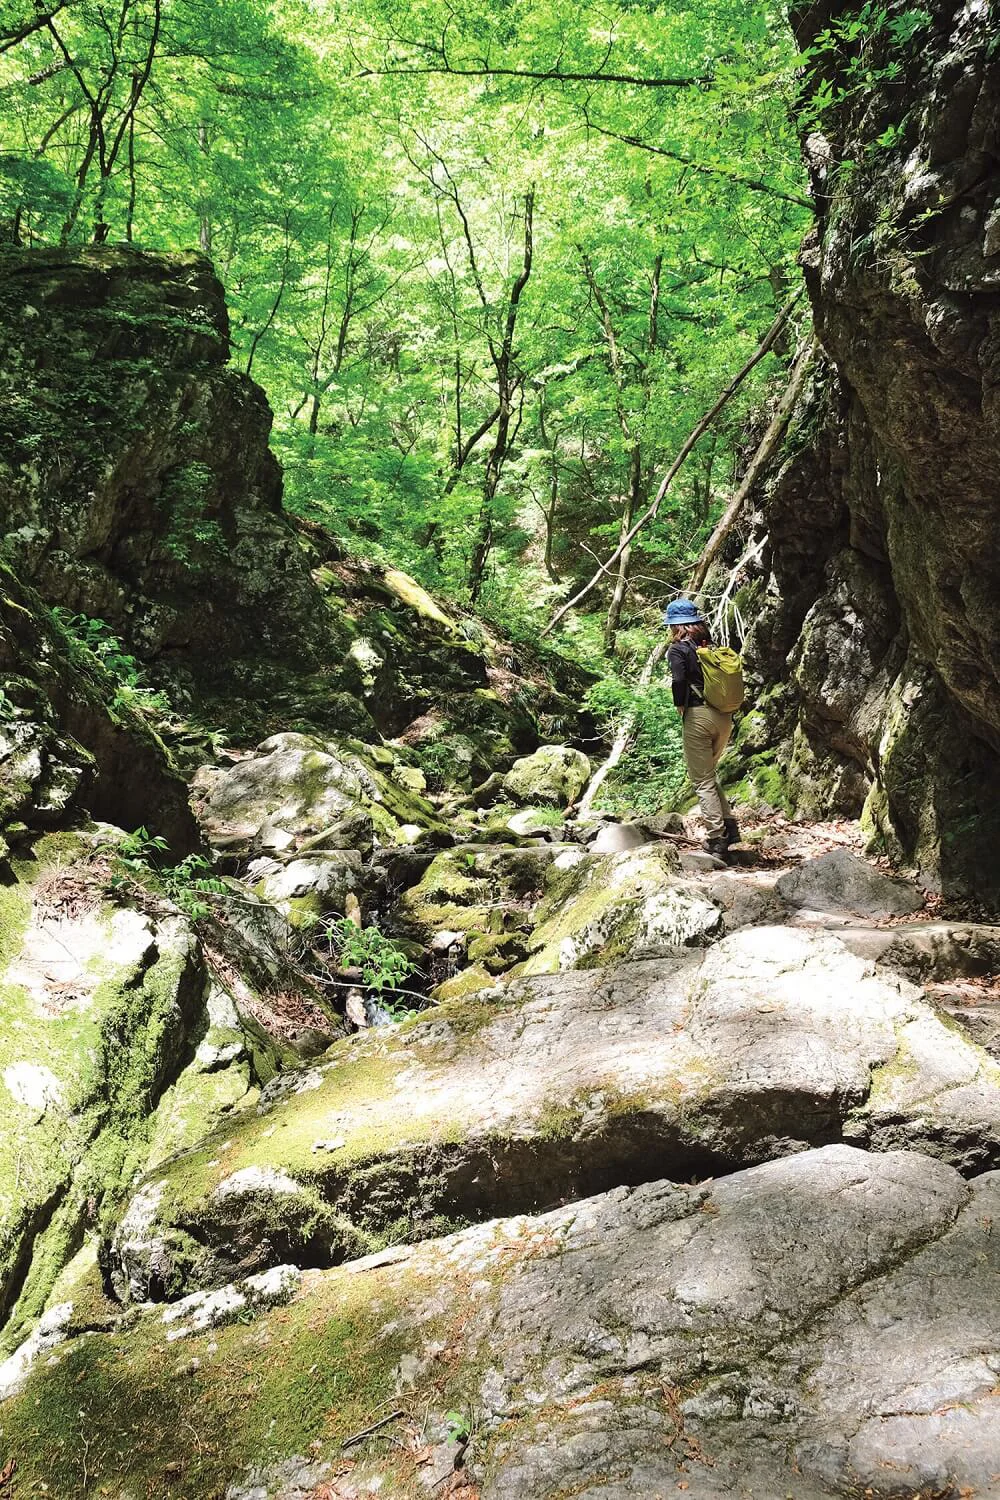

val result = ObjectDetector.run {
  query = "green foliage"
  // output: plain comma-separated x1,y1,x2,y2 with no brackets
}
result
323,917,414,997
802,2,932,125
50,610,170,717
161,854,229,919
158,463,227,571
109,828,226,918
443,1409,472,1442
585,677,688,816
115,827,170,866
1,0,810,641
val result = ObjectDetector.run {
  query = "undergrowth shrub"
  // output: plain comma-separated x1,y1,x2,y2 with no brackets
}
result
585,679,689,816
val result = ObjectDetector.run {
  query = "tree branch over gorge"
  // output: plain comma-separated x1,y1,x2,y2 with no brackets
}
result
363,58,711,87
582,108,814,212
542,290,804,636
687,335,815,594
352,21,710,88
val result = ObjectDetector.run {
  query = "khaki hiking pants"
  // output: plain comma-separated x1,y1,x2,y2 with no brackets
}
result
682,703,734,840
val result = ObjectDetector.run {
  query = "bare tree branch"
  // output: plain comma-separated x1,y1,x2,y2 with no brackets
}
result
582,108,814,212
542,290,804,635
687,335,815,592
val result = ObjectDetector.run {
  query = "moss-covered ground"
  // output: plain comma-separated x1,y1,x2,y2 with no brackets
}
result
1,1254,478,1498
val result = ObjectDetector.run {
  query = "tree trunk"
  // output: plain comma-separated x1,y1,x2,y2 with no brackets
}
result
687,335,815,594
542,290,803,636
198,121,212,254
467,186,535,601
604,441,641,650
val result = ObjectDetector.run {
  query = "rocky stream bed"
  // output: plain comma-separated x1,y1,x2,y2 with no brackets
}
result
1,709,1000,1500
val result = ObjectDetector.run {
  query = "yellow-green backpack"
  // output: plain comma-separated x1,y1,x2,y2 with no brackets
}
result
696,646,745,713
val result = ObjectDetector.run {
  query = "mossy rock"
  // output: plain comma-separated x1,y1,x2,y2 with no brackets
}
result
392,845,551,948
519,843,721,975
432,963,499,1000
193,731,445,854
0,831,210,1352
502,745,591,808
95,921,1000,1318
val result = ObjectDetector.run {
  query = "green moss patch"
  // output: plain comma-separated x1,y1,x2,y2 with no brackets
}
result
3,1255,477,1499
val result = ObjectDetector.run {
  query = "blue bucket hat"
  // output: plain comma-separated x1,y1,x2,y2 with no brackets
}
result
664,599,705,626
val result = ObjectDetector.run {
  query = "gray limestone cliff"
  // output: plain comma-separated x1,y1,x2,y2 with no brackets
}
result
740,0,1000,900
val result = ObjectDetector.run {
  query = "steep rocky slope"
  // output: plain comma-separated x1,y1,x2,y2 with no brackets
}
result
741,0,1000,901
0,245,590,756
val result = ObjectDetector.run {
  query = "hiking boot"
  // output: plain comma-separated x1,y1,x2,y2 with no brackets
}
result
723,817,740,848
704,836,730,862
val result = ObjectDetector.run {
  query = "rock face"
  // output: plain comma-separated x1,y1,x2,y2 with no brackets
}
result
8,1146,1000,1499
0,246,358,737
742,0,1000,900
103,923,1000,1301
0,830,203,1351
0,245,593,757
0,562,196,851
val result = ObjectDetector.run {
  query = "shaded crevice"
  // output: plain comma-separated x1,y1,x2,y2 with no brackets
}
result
0,1180,72,1338
153,1111,882,1299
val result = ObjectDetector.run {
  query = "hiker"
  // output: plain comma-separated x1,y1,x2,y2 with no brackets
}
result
664,599,741,861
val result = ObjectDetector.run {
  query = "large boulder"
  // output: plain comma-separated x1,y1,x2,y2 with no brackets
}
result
191,731,443,854
519,842,722,973
776,848,924,917
8,1147,1000,1499
0,246,372,740
103,924,1000,1300
393,842,565,958
502,744,591,807
251,850,362,925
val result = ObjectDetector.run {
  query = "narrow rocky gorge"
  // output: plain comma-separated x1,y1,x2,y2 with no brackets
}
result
2,0,1000,1488
2,586,1000,1497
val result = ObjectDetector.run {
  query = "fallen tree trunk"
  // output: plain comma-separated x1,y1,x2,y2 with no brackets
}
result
542,289,803,637
687,335,815,594
576,637,668,817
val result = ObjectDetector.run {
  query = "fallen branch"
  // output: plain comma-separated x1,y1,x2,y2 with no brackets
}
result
687,335,815,595
541,290,803,636
576,639,669,817
342,1409,407,1449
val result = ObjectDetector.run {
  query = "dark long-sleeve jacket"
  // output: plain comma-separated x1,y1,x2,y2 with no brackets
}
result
667,639,705,709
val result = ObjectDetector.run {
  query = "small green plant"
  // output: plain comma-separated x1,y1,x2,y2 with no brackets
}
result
443,1410,471,1443
323,916,414,994
51,610,170,717
161,853,229,919
108,828,226,918
159,462,227,570
114,826,170,871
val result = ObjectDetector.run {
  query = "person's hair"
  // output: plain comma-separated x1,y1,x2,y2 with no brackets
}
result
672,621,711,645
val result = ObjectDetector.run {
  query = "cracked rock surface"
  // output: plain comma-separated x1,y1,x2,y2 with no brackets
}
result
106,921,1000,1301
11,1146,1000,1499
